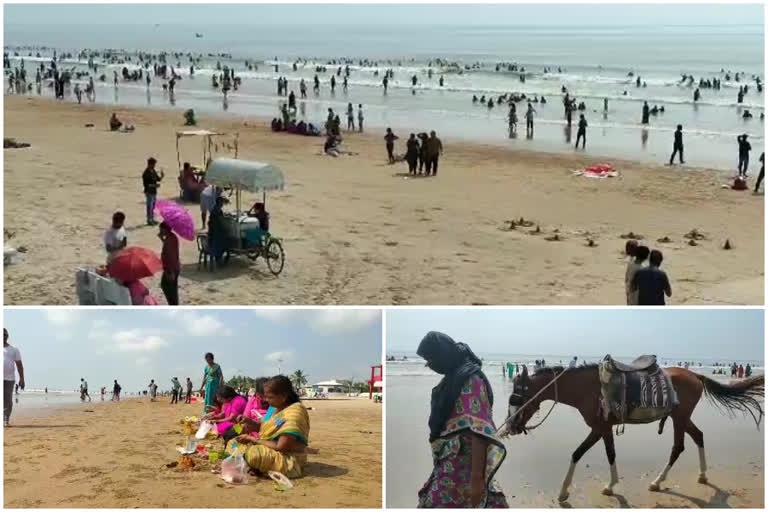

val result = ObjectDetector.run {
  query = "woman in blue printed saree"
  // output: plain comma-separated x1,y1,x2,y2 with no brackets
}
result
417,331,508,508
200,352,223,414
226,375,310,478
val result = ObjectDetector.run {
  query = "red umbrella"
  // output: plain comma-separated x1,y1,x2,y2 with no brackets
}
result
108,246,163,282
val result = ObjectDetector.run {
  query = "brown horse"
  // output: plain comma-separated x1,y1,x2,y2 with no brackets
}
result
498,364,764,503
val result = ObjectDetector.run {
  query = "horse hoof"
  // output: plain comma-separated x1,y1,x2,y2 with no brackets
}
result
698,476,708,484
558,492,569,503
649,483,661,492
602,487,613,496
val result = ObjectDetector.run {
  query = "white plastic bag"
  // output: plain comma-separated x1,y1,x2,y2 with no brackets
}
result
195,420,215,440
220,450,248,484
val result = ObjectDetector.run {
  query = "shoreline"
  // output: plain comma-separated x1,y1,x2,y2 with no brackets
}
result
4,96,763,305
4,397,382,508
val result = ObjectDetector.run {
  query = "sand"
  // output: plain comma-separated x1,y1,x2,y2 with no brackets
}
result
3,96,763,305
4,397,382,508
386,374,764,508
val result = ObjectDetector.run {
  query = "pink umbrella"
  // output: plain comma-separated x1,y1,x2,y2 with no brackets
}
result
154,200,195,241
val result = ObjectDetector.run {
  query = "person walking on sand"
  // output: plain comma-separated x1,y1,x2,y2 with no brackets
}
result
200,352,223,413
525,102,536,137
142,157,164,226
406,133,420,175
425,131,444,177
158,222,180,306
416,332,509,507
80,378,91,402
631,249,672,306
737,134,752,178
575,114,587,149
669,125,685,165
625,244,649,306
4,328,25,427
357,104,364,132
755,152,764,193
385,128,399,164
171,377,182,404
148,379,158,401
113,379,121,401
185,377,193,403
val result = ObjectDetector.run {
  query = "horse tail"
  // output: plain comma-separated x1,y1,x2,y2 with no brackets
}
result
695,374,764,429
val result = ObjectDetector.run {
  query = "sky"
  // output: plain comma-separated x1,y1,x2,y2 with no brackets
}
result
387,309,764,361
3,309,382,392
4,3,764,27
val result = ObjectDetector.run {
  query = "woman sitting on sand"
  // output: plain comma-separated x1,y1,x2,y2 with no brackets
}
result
223,377,269,442
203,385,247,437
227,375,310,479
416,331,508,508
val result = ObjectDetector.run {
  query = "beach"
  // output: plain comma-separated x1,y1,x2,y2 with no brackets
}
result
4,397,382,508
4,22,764,169
386,366,764,508
4,97,763,305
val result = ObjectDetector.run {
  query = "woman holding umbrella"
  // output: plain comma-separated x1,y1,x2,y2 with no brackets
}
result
154,199,195,305
158,222,180,305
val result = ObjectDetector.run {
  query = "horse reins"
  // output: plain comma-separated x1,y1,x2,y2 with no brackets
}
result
511,367,569,432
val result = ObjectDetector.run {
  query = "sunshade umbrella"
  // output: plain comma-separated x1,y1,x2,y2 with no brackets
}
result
108,246,163,282
154,199,195,241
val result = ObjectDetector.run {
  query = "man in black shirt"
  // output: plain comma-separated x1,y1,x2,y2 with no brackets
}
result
142,157,164,225
631,249,672,306
669,125,684,165
737,134,752,178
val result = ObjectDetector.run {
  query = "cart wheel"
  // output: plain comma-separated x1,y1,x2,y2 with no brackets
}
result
265,238,285,276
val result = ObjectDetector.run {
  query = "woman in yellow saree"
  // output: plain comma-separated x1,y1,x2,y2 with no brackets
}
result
226,375,310,479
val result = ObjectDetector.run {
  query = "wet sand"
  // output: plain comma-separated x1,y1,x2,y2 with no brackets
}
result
386,373,764,508
4,398,382,508
4,96,763,305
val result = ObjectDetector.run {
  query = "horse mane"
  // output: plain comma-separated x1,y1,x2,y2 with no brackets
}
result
533,363,599,376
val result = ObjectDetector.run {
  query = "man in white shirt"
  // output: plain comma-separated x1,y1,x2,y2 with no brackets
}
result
4,328,25,426
80,378,92,402
569,356,578,369
148,379,158,401
104,211,127,265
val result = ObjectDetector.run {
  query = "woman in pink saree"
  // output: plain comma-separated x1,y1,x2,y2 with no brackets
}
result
203,386,246,436
416,331,508,508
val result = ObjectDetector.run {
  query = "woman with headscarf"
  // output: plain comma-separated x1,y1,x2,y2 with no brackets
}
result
416,331,508,508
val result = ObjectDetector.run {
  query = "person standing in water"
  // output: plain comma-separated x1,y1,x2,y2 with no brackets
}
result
385,128,399,164
357,104,364,132
642,101,650,124
669,125,685,165
525,102,536,137
416,332,509,507
382,75,389,94
575,114,587,149
346,103,355,131
4,328,24,427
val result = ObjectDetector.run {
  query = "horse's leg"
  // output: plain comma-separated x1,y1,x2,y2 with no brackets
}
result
658,415,668,435
558,429,601,502
649,416,685,491
685,420,707,483
601,430,619,496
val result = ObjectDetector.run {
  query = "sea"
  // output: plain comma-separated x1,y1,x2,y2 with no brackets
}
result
386,352,764,507
4,23,765,171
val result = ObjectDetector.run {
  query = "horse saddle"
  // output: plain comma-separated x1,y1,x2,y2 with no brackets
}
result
599,354,678,425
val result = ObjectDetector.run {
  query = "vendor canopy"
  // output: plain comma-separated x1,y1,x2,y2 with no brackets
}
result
205,158,285,193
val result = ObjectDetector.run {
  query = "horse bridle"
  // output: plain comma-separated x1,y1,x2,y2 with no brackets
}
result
502,367,566,436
